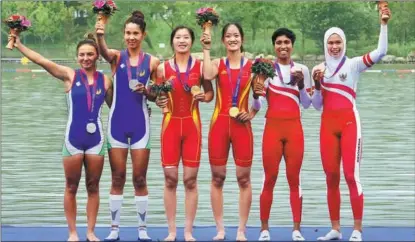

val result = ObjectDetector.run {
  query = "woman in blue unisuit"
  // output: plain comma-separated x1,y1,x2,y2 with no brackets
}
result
96,9,160,242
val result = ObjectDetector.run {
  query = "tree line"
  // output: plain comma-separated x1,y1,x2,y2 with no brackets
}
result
2,1,414,58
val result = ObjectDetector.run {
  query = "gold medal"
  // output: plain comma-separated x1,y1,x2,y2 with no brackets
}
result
191,85,201,96
229,107,239,118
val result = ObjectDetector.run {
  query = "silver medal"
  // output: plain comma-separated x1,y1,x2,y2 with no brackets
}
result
86,122,97,134
129,79,139,91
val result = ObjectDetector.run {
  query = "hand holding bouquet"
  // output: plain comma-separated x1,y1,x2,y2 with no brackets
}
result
5,14,31,50
93,0,118,34
151,80,173,114
376,1,390,21
196,7,219,45
251,58,275,97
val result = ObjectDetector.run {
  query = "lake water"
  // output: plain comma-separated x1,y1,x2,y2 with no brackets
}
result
1,63,414,227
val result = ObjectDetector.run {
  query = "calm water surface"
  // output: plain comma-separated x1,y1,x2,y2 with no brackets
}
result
1,64,414,227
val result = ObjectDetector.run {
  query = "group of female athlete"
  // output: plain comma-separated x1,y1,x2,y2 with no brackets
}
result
8,5,391,242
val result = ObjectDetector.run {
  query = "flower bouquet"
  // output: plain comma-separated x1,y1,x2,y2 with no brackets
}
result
377,1,389,21
93,0,118,34
251,58,275,96
151,80,173,114
371,1,389,21
196,7,219,44
5,14,31,50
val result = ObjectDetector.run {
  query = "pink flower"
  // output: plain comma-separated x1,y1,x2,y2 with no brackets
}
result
20,17,31,28
197,7,208,15
93,0,106,9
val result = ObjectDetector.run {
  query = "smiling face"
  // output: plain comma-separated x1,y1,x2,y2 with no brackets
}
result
274,35,293,60
77,44,98,70
222,24,243,52
172,28,193,54
327,34,344,58
124,22,146,49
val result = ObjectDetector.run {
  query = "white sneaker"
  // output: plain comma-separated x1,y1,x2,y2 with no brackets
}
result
258,230,271,241
317,229,342,241
104,228,120,241
349,230,362,241
138,227,152,241
292,230,305,241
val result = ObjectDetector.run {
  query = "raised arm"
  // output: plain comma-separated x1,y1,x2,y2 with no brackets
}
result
95,22,120,66
11,33,73,84
351,7,390,72
200,32,218,81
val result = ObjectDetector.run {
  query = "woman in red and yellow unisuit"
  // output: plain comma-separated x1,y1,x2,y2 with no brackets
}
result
201,22,261,241
155,26,214,241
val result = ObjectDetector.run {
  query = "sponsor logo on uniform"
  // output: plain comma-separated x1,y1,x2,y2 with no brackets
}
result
120,63,125,69
356,138,362,163
139,70,146,77
96,89,102,95
76,81,81,87
220,70,227,75
339,73,347,82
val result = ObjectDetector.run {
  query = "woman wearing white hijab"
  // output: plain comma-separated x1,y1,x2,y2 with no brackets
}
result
311,5,391,242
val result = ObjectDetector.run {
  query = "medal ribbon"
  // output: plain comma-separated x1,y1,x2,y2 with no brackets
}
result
225,57,244,107
79,69,98,116
274,59,294,85
324,56,346,79
174,56,193,92
125,51,145,83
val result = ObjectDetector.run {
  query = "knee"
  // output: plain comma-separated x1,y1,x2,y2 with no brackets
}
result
66,177,80,195
211,173,226,188
184,176,197,191
264,169,279,183
286,169,300,189
112,172,126,190
133,175,147,190
344,172,356,185
164,175,178,190
261,173,277,191
86,178,100,194
237,175,251,189
325,171,340,188
287,175,300,190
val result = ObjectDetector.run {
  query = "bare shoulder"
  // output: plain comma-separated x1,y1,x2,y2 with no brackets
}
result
150,54,161,65
156,62,165,75
65,68,76,82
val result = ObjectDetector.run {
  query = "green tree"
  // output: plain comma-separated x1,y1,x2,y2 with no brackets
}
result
292,2,374,52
